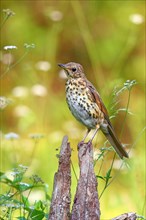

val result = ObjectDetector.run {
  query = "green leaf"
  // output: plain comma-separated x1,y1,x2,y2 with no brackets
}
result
14,182,33,192
46,193,51,201
34,200,44,210
29,209,45,220
17,217,27,220
0,172,5,177
104,168,112,185
21,195,30,208
118,108,134,115
0,173,13,184
96,175,105,181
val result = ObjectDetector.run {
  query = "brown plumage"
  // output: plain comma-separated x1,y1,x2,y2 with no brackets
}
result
58,62,128,159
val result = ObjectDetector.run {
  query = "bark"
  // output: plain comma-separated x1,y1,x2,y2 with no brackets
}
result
112,212,137,220
48,137,138,220
71,141,100,220
48,136,71,220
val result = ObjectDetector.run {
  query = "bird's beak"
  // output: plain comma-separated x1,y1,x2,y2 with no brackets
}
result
58,63,66,69
58,63,69,78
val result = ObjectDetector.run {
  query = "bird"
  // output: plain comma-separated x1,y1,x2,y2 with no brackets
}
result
58,62,129,159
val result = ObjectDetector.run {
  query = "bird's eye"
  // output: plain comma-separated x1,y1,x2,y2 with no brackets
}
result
72,67,76,72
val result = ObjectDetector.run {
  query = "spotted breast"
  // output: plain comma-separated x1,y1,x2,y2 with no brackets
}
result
65,78,104,129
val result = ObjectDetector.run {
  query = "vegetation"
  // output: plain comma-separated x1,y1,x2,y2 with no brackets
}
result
0,1,145,219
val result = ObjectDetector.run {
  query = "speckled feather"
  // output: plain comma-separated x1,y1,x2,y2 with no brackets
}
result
58,62,129,159
66,78,104,129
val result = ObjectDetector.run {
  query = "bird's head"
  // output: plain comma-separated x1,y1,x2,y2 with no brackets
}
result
58,62,85,79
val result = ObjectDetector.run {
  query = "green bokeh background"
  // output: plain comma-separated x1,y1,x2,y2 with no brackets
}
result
0,1,145,219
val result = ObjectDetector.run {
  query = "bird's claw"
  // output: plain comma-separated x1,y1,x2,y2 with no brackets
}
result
87,140,92,152
77,140,92,153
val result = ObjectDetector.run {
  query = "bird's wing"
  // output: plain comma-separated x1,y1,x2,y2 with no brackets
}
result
86,80,128,159
86,80,112,127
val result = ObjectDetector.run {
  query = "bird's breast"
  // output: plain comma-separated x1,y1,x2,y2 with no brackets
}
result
65,79,104,129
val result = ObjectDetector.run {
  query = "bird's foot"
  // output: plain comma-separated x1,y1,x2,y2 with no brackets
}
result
87,140,92,152
77,140,93,154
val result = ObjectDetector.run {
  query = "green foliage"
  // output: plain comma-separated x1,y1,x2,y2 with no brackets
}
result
93,79,144,208
0,165,49,220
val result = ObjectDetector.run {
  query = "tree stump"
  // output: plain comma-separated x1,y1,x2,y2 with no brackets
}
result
48,136,71,220
48,136,139,220
71,141,100,220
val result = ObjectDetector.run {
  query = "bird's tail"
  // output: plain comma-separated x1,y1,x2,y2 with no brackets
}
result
102,125,129,159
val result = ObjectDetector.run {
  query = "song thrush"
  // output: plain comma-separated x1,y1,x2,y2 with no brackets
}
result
58,62,128,159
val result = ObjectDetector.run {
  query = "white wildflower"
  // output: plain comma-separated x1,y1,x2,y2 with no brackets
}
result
4,132,20,140
12,86,29,97
35,61,51,71
31,84,47,96
13,105,31,117
4,45,17,50
49,10,63,21
0,96,12,109
129,14,144,25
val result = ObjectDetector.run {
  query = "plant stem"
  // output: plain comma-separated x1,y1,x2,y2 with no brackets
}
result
0,15,10,29
1,49,30,79
99,153,116,199
120,89,131,138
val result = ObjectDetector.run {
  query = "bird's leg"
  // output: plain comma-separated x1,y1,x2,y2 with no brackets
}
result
86,126,100,152
78,128,91,148
82,128,91,142
88,125,100,144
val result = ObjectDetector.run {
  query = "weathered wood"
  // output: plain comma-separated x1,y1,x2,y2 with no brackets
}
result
48,136,71,220
48,137,137,220
112,212,137,220
71,141,100,220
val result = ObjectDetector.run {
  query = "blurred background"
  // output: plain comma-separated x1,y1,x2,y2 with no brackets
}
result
0,1,145,219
